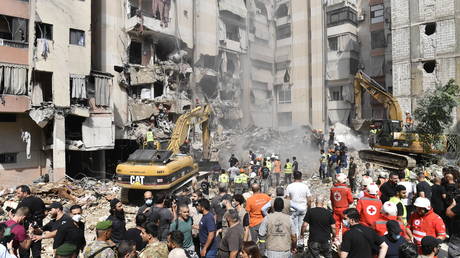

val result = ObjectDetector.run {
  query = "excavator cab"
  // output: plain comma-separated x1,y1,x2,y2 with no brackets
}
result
371,119,403,147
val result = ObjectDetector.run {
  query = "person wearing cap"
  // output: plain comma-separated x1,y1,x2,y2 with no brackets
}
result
107,198,127,244
419,236,442,258
55,243,78,258
357,183,383,227
380,172,400,203
330,173,353,232
83,220,116,258
32,202,72,246
408,197,446,247
383,220,408,258
372,202,408,239
389,184,408,225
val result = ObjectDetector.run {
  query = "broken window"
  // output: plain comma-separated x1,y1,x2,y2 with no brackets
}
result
129,41,142,64
69,29,85,46
370,4,384,24
276,4,289,18
226,23,240,41
327,7,357,27
153,81,164,98
32,71,53,104
425,22,436,35
330,86,343,101
276,24,291,40
277,112,292,127
0,153,17,164
35,22,53,40
0,15,28,47
278,87,291,104
66,116,85,140
70,74,87,104
328,36,338,51
371,30,385,49
423,60,436,73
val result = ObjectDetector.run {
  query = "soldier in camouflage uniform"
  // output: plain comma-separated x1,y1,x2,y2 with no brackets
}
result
83,220,116,258
140,222,169,258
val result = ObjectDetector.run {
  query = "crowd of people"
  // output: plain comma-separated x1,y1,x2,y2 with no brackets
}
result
0,144,460,258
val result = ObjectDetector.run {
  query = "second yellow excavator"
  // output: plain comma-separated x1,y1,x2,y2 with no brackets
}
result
115,105,212,202
353,70,447,170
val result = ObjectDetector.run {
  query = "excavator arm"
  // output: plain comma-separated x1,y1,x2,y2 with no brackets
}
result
166,105,212,158
354,70,403,121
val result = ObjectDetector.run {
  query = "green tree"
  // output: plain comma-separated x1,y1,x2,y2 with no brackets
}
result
414,79,460,151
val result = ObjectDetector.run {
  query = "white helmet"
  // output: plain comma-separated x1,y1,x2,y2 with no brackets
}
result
336,173,347,183
250,161,254,165
414,197,431,209
362,176,373,187
382,201,398,216
250,172,257,178
366,183,379,195
256,162,261,166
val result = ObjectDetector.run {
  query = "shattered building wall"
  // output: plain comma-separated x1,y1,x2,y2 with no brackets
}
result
392,0,460,123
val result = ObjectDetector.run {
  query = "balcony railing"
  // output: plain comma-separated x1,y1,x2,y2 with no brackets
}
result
0,39,28,48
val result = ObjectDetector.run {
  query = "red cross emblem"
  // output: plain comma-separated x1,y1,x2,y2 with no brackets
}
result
333,192,342,201
414,219,420,226
366,205,377,215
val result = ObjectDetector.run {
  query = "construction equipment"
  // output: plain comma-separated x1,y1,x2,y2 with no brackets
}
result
115,105,212,202
353,70,447,170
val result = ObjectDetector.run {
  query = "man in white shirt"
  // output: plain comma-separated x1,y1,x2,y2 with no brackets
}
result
398,176,416,216
286,171,312,247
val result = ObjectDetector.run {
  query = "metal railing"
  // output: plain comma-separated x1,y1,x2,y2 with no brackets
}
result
0,39,28,48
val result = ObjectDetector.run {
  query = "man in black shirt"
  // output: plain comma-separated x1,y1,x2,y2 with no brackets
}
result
53,217,86,253
447,197,460,257
301,196,335,258
69,205,85,231
107,198,127,244
292,156,299,172
32,202,73,249
15,185,45,258
228,154,239,167
380,172,399,203
147,194,173,241
348,157,357,192
340,208,388,258
211,185,232,229
126,213,147,251
416,173,432,200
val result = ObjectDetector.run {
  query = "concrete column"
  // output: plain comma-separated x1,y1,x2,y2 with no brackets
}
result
52,113,66,182
96,150,106,179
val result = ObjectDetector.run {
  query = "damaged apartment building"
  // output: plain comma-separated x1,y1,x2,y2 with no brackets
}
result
0,0,114,186
392,0,460,124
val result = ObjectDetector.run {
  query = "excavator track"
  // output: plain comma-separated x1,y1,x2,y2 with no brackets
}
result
358,149,417,170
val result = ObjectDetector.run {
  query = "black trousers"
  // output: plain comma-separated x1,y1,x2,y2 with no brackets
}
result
19,240,41,258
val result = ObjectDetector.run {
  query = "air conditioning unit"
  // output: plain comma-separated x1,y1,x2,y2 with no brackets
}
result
357,15,365,22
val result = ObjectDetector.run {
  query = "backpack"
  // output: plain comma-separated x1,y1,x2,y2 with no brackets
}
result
262,167,270,179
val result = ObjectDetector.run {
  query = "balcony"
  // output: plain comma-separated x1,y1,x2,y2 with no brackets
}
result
0,41,28,65
0,95,31,113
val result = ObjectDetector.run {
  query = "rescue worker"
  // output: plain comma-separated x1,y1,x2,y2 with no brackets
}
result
283,158,293,185
145,128,155,149
319,150,328,180
356,183,382,227
218,169,229,190
240,171,249,193
266,157,273,187
328,128,335,147
273,157,281,186
409,197,446,247
372,202,408,239
330,173,353,231
405,111,414,131
369,124,377,148
389,185,408,225
318,129,325,151
234,172,244,195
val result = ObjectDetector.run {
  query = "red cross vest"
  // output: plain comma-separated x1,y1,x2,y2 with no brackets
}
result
356,193,382,227
330,183,353,209
409,209,446,245
372,214,407,238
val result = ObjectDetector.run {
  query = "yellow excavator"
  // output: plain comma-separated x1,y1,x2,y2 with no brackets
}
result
115,105,212,202
353,70,447,170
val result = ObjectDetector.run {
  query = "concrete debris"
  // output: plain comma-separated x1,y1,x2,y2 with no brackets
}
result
129,102,157,122
29,107,55,128
70,106,90,118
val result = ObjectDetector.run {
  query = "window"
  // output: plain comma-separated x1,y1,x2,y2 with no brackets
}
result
371,30,385,49
328,37,338,51
276,4,289,18
0,153,17,164
225,23,240,41
69,29,85,46
0,16,28,45
129,41,142,64
278,87,291,104
277,112,292,127
330,86,343,101
370,4,384,24
35,22,53,40
327,7,357,27
276,24,291,40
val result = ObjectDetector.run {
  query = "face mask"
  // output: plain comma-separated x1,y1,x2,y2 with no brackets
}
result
145,199,153,206
72,214,82,222
390,233,401,241
342,219,350,228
